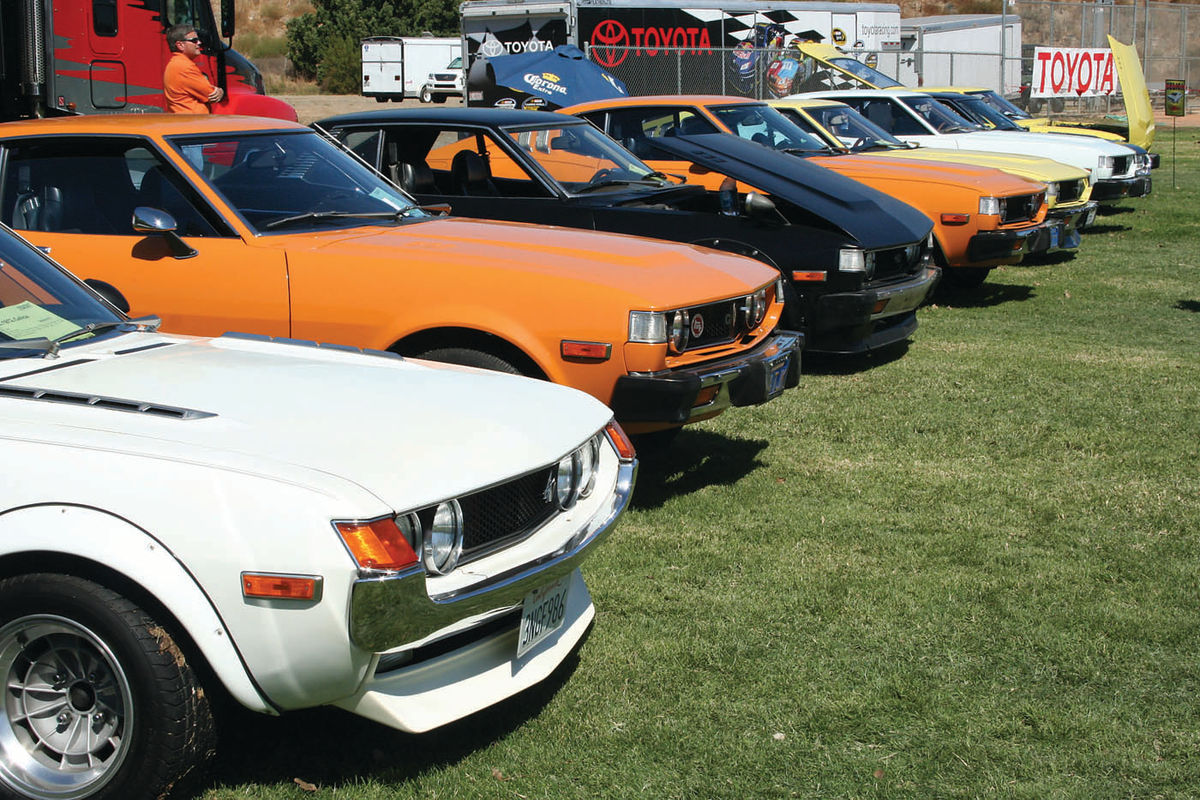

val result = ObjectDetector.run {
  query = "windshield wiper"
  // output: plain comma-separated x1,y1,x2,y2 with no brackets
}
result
263,209,417,230
0,316,162,359
573,179,665,194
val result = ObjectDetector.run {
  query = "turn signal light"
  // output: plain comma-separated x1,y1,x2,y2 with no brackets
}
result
941,213,970,225
693,385,719,407
335,518,419,570
792,270,827,282
872,299,890,315
241,573,320,600
561,340,612,360
605,420,637,461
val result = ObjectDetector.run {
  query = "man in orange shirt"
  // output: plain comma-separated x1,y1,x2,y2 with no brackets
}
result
164,24,224,113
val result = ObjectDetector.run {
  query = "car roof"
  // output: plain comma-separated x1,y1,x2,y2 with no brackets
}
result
316,107,586,128
797,90,929,100
0,114,306,137
565,95,762,113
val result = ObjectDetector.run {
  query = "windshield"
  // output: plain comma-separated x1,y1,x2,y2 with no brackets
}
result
507,123,662,193
791,104,909,150
949,95,1025,130
827,57,903,88
0,227,128,357
168,130,427,234
711,104,831,153
447,57,462,69
973,89,1032,120
900,96,981,133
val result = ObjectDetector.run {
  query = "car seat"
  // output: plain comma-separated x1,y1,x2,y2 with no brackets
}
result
450,150,498,196
399,161,436,194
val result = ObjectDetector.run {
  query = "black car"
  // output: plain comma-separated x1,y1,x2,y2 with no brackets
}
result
317,107,937,355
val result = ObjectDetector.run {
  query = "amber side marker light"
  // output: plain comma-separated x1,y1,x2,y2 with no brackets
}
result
605,420,637,461
242,573,321,601
335,518,419,570
941,213,970,225
872,299,890,315
561,340,612,360
792,270,827,282
693,385,719,407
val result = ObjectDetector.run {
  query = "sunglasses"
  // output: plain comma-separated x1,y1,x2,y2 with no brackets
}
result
183,37,201,44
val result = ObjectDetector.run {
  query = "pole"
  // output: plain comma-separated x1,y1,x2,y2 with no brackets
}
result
1000,0,1008,94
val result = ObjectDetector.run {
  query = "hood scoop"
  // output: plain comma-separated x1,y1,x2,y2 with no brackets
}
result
0,384,216,420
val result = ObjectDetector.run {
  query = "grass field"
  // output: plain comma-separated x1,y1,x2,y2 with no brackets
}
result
198,130,1199,800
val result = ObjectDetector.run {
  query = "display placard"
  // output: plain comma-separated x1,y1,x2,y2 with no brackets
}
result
1165,79,1186,117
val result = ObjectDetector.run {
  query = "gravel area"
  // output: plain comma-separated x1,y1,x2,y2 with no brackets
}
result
276,94,463,125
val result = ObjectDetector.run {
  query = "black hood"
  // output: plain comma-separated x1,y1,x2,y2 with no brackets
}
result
646,133,933,249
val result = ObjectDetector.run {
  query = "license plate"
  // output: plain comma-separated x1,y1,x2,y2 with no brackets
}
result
517,577,569,658
766,355,791,399
1049,224,1060,249
1085,207,1098,227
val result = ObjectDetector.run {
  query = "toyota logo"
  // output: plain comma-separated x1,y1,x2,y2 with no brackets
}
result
590,20,629,68
480,38,504,58
690,313,705,338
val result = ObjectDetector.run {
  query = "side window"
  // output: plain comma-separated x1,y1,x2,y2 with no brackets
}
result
1,138,224,237
93,0,118,36
341,130,382,167
889,103,931,136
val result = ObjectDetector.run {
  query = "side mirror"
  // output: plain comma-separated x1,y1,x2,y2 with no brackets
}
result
419,203,452,216
220,0,235,38
743,192,778,220
83,279,131,313
132,206,198,259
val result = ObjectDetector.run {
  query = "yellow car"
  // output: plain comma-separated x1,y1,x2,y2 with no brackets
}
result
770,97,1098,248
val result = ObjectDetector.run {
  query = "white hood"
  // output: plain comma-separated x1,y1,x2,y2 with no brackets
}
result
0,332,612,511
904,130,1136,176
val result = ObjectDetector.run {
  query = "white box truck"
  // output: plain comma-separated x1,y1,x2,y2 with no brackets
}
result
898,15,1022,92
460,0,901,103
361,36,462,101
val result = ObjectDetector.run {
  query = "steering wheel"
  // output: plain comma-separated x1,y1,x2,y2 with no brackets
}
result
588,168,616,184
850,136,873,151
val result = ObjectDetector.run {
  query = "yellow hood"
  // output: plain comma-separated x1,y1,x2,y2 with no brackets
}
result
1107,36,1155,148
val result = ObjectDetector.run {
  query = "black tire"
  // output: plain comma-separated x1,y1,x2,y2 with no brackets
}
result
940,267,992,291
0,574,215,800
432,94,448,104
374,95,388,103
419,86,433,104
414,347,523,375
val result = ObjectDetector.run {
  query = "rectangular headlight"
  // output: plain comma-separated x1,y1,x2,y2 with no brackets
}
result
1095,155,1115,178
1044,182,1059,203
628,310,667,343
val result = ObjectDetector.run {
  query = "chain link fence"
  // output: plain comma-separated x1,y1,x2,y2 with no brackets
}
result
586,2,1198,114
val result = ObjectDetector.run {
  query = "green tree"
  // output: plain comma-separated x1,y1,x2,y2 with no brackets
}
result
286,0,461,84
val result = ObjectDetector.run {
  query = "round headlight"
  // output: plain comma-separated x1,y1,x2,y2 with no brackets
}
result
423,499,463,575
578,436,600,499
752,288,768,326
668,310,689,354
555,452,581,509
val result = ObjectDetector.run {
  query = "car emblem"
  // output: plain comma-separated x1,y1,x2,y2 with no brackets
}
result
690,313,705,338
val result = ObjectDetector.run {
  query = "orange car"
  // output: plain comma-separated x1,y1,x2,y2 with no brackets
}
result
566,96,1063,289
0,114,800,434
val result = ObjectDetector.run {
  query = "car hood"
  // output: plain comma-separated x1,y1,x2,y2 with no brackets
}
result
909,129,1134,163
870,147,1089,183
0,332,613,511
271,215,779,306
1107,35,1155,148
817,152,1044,195
647,133,932,249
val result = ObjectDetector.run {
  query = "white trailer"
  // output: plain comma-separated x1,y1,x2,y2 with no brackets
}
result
898,15,1021,92
460,0,901,102
361,36,462,101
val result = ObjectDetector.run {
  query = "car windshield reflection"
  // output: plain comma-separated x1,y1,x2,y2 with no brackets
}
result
168,130,428,234
0,227,132,357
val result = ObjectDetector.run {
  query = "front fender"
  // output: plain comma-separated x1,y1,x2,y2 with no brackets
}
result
0,504,273,715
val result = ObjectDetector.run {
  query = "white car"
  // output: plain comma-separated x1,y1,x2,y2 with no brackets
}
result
0,225,636,800
420,55,464,103
797,89,1151,202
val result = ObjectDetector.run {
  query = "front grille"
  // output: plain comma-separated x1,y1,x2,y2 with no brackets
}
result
1001,192,1043,225
872,245,921,281
681,299,737,351
432,72,456,81
1111,155,1132,177
1057,179,1085,203
458,465,558,562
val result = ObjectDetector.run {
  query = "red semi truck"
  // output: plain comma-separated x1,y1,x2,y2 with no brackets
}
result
0,0,295,121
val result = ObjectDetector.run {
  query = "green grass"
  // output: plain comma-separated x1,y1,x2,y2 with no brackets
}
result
198,130,1200,799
